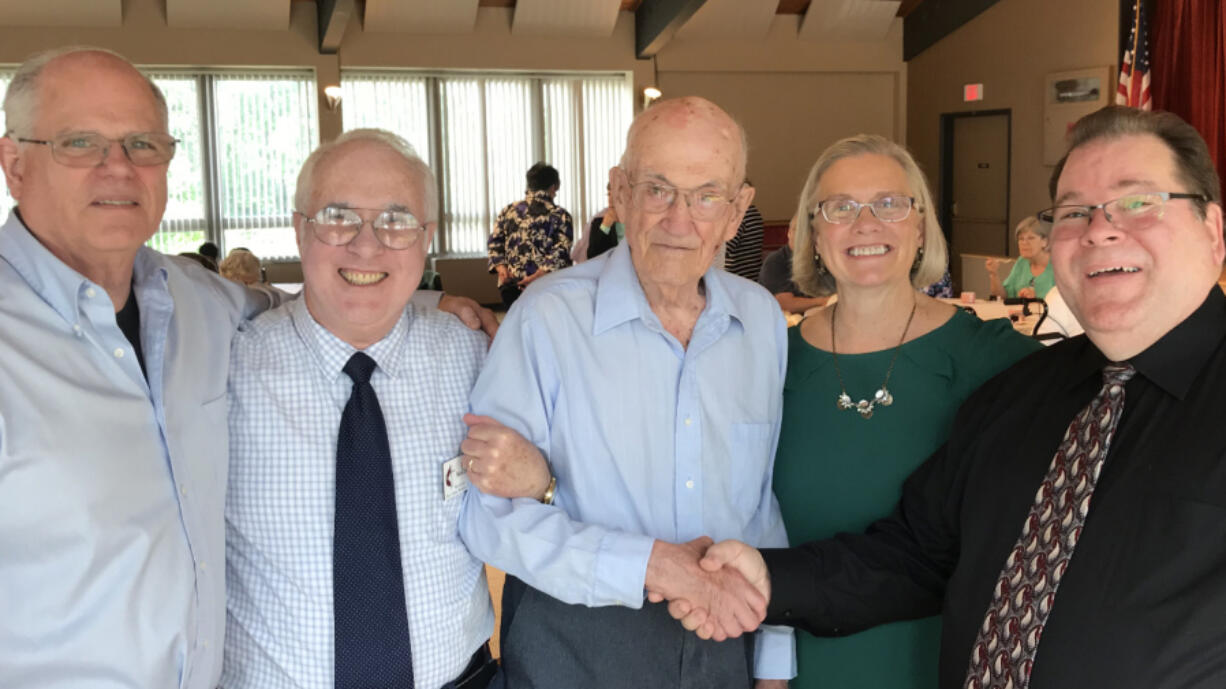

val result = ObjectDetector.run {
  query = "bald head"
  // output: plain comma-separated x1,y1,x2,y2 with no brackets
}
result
620,97,748,186
3,47,167,139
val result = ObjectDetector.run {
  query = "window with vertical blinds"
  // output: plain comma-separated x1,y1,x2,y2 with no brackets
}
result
341,70,632,256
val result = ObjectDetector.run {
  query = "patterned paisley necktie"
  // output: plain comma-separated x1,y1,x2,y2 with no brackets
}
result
963,363,1136,689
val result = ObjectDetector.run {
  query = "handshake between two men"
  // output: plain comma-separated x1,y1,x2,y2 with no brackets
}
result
461,413,773,643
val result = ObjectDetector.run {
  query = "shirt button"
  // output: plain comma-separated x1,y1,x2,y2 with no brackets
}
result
179,484,188,497
113,348,125,358
200,562,207,572
85,288,96,298
685,479,695,489
72,324,82,336
684,417,692,426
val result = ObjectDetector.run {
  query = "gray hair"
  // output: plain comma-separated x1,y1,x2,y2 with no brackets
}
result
294,128,439,223
618,96,750,187
792,134,948,297
1015,215,1050,243
3,46,169,138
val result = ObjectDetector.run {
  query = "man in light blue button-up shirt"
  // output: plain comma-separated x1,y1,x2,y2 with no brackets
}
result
460,97,796,688
0,48,491,689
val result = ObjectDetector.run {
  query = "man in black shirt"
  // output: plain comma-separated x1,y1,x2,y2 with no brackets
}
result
671,106,1226,688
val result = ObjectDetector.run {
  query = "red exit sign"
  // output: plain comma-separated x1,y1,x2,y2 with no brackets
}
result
964,83,984,102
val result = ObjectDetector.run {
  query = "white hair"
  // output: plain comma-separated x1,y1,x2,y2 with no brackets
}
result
3,46,169,138
294,128,439,223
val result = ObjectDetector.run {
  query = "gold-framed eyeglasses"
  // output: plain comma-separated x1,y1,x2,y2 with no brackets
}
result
628,180,739,221
297,206,428,251
16,131,178,167
1037,192,1205,235
811,195,916,224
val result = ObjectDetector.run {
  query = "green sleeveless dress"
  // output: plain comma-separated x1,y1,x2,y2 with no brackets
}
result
772,310,1041,688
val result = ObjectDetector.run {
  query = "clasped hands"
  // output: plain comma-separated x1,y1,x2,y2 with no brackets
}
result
646,538,771,641
460,415,772,641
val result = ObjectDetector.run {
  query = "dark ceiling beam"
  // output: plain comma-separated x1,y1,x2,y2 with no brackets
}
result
317,0,355,54
635,0,707,58
903,0,1001,61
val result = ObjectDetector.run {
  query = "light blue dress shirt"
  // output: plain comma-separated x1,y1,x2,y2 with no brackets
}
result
0,211,267,689
459,241,797,679
223,298,494,689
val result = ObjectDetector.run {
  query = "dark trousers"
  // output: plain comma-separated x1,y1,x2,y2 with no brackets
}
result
499,575,754,689
499,281,523,310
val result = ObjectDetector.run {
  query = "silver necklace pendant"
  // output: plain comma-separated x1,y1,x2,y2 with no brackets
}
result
856,399,874,419
874,387,894,406
837,393,855,410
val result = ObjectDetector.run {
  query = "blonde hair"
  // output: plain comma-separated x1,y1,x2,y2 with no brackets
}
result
219,249,261,285
791,135,947,296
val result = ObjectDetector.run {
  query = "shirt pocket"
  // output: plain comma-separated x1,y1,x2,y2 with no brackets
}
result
728,422,774,516
432,458,465,544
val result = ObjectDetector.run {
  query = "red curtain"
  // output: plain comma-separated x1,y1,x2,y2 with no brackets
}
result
1151,0,1226,204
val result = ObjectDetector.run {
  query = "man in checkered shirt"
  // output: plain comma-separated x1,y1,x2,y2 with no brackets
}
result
222,128,509,689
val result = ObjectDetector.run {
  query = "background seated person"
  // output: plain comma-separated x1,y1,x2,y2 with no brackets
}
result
985,216,1054,299
758,215,828,314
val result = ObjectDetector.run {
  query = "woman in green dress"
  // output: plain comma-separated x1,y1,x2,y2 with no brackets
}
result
985,216,1056,300
772,135,1041,688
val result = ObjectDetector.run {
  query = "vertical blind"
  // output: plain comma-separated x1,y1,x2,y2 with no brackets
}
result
341,70,632,256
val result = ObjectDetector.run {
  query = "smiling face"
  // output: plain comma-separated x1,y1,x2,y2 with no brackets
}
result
810,153,923,294
0,52,169,272
1051,133,1224,358
297,139,435,349
1017,229,1048,260
612,98,752,295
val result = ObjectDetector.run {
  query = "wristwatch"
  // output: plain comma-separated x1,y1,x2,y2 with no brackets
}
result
540,476,557,505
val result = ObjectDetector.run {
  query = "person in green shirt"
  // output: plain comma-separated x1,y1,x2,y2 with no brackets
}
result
771,134,1042,689
986,216,1056,299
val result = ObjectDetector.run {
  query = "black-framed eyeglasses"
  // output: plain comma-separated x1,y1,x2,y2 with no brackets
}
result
627,180,740,221
296,206,428,251
810,195,917,224
16,131,178,167
1037,192,1205,233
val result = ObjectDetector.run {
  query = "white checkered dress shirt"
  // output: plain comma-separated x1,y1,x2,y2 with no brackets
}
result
222,298,494,689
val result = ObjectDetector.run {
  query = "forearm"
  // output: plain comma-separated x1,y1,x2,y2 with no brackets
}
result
774,293,827,314
760,528,945,636
458,489,655,607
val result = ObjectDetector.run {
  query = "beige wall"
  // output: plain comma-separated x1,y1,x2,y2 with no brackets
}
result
0,4,907,301
657,16,907,222
906,0,1118,248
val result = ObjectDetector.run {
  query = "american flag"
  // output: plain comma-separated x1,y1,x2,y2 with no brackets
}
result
1116,0,1152,109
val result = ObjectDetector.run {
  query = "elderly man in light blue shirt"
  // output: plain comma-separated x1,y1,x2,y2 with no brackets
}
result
459,96,795,688
0,48,491,689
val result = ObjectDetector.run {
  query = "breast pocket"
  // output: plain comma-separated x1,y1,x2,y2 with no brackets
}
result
728,422,774,516
432,457,465,544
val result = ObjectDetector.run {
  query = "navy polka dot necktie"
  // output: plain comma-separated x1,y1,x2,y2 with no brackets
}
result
964,363,1136,689
334,351,415,689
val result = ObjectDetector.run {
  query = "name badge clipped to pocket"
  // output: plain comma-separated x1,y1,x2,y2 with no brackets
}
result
442,455,470,500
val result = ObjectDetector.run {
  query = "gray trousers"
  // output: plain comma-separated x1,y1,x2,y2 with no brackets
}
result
499,575,755,689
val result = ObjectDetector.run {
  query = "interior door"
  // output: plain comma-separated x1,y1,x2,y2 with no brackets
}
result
949,113,1009,292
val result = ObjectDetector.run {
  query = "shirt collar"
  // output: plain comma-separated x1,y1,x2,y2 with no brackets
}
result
1129,287,1226,399
592,241,745,336
525,190,555,206
1057,287,1226,400
290,296,413,382
0,209,170,326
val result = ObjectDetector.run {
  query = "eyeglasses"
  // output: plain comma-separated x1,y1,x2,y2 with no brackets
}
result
16,131,178,167
297,206,428,250
628,180,739,221
1037,192,1205,235
810,196,917,224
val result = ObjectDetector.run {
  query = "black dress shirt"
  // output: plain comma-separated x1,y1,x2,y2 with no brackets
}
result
764,287,1226,688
